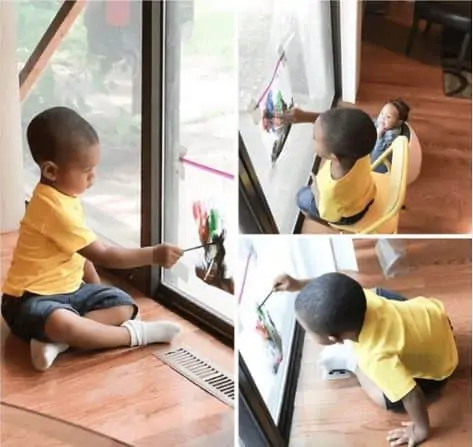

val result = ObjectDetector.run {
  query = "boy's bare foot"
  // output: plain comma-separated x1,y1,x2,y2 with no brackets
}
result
30,339,69,372
122,320,181,346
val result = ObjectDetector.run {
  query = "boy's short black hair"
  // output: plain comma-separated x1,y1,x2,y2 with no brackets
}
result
27,107,99,165
318,107,377,160
388,98,410,122
294,273,366,336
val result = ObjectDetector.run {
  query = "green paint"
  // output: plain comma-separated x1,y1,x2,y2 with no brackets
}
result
208,209,219,237
276,90,284,112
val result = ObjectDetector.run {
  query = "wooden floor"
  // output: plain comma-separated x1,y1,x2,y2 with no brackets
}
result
302,2,472,235
0,233,234,447
290,239,472,447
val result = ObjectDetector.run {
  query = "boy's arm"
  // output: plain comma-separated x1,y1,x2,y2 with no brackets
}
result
387,386,430,446
273,275,312,292
403,386,430,435
83,260,101,284
283,108,320,124
79,240,183,270
274,268,381,293
295,109,320,123
367,355,429,446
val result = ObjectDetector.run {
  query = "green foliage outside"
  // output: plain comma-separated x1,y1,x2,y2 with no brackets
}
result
16,0,234,151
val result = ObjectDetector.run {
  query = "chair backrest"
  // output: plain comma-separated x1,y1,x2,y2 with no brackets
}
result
386,136,409,213
361,136,409,234
400,122,411,140
406,122,422,184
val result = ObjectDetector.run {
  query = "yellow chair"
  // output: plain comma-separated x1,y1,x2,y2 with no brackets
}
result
329,136,409,234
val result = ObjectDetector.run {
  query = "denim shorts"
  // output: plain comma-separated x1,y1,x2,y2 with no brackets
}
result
1,284,138,343
375,288,453,412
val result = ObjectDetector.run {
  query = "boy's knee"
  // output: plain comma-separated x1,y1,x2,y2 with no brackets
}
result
112,305,135,323
296,186,311,207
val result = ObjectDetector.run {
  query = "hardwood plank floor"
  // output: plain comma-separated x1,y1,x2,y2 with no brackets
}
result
0,233,234,447
290,239,472,447
302,2,472,235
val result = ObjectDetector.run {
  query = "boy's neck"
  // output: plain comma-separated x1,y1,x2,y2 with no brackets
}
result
330,158,355,179
39,178,75,198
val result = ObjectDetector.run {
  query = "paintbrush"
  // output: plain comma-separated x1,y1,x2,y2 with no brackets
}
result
183,241,217,253
257,282,282,311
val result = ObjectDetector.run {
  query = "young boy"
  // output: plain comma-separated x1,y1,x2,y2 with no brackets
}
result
372,98,410,174
273,271,458,446
285,107,377,225
2,107,184,372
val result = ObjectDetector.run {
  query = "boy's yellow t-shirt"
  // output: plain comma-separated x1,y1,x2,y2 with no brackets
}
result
2,183,96,297
355,290,458,403
315,156,376,223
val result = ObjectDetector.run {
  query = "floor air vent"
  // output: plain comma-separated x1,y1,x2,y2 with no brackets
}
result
154,347,234,408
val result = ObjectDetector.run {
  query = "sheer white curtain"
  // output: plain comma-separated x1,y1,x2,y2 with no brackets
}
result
239,0,335,234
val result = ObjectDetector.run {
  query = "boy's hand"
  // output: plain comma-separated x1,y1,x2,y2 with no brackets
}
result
377,122,386,137
281,107,319,124
389,386,429,446
387,421,428,446
152,244,183,268
273,274,300,292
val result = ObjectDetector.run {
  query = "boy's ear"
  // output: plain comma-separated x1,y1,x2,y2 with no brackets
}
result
40,161,59,182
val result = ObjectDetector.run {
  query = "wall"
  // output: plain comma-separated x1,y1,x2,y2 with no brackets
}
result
339,0,363,103
0,1,24,232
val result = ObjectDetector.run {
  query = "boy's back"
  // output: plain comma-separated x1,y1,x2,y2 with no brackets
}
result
356,290,458,403
3,183,95,298
315,156,376,223
299,107,378,225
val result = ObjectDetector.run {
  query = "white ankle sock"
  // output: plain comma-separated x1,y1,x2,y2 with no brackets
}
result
121,320,181,347
318,341,358,373
30,339,69,371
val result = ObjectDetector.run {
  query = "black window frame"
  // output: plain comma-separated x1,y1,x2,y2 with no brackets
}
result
239,322,306,446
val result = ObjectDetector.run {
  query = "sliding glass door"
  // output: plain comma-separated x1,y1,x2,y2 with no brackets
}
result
16,1,236,343
238,0,338,234
153,0,236,338
237,236,357,443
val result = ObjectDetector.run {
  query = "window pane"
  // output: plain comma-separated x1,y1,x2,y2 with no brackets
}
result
237,236,355,422
16,0,61,69
19,1,142,247
162,1,236,323
239,0,335,233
